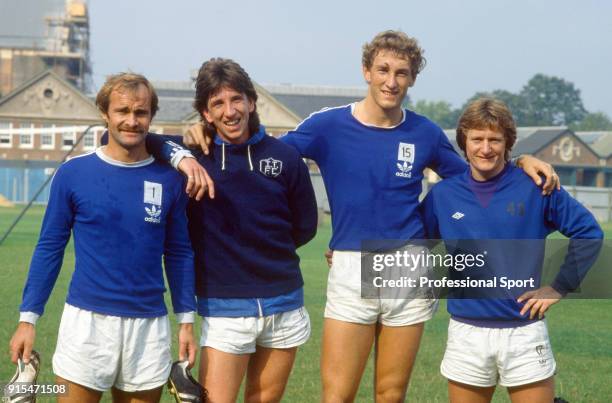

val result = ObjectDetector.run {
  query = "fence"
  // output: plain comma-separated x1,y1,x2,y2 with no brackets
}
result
311,174,612,223
2,168,611,222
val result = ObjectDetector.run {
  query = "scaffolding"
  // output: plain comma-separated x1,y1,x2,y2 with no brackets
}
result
43,0,92,92
0,0,92,95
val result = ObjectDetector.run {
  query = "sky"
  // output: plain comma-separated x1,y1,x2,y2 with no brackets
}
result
89,0,612,116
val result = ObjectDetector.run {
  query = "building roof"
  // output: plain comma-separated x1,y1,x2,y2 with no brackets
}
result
155,96,195,123
511,128,569,158
586,131,612,158
262,84,366,119
268,94,359,119
0,0,65,49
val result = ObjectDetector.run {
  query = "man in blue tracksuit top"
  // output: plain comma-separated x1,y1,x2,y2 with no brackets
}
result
9,73,196,402
177,30,561,402
420,98,603,403
147,58,318,403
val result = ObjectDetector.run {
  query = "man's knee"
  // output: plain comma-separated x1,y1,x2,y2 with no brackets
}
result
375,387,406,403
244,384,285,403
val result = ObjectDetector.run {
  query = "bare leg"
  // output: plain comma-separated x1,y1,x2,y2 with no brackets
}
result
373,322,424,403
111,386,163,403
448,380,496,403
56,376,102,403
244,346,297,403
321,318,376,402
508,377,554,403
199,346,250,403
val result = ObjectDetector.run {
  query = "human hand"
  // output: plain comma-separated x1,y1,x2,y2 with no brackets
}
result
517,285,562,319
177,157,215,200
325,249,333,269
516,155,560,195
9,322,35,364
177,322,197,368
184,122,214,155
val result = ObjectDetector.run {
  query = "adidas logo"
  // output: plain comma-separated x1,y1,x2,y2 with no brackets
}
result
452,212,465,220
145,205,162,224
395,161,412,178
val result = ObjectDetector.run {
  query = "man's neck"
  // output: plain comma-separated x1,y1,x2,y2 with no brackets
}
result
354,97,404,127
103,142,150,163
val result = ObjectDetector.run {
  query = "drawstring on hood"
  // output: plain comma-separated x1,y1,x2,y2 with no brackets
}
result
221,143,226,170
247,145,253,171
214,126,265,171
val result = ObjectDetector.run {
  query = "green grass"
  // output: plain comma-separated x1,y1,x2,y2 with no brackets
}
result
1,207,611,402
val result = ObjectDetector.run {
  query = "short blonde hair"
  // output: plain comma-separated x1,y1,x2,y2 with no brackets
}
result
362,30,426,80
456,98,517,161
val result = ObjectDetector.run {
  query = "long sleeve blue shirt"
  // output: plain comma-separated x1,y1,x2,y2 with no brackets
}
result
20,148,196,318
420,163,603,322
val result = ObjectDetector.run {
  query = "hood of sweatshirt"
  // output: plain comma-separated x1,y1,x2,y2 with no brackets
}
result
213,125,266,171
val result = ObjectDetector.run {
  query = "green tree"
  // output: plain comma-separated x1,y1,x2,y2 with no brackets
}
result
462,90,529,126
519,74,587,126
569,112,612,131
412,100,460,129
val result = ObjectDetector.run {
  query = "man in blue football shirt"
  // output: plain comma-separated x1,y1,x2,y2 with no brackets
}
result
9,73,197,402
420,98,602,402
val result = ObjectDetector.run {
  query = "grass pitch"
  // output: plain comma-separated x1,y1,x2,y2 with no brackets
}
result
1,206,611,402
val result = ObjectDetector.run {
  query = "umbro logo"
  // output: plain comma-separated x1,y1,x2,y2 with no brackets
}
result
452,212,465,220
145,205,162,224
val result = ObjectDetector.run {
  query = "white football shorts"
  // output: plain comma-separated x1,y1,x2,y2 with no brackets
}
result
53,303,172,392
200,307,310,354
441,318,556,387
324,250,438,326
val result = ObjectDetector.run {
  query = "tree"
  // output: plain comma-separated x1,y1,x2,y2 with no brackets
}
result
569,112,612,131
412,100,460,129
462,90,530,126
519,74,587,126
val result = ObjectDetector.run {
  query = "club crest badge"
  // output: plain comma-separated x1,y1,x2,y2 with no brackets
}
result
259,157,283,177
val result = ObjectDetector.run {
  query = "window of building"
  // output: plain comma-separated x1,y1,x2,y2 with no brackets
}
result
580,169,598,187
605,172,612,187
41,124,55,149
557,167,575,186
0,121,11,147
83,130,96,149
18,123,33,148
62,131,76,149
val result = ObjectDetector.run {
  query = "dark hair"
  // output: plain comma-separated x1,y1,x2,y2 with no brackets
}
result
362,30,426,80
96,72,158,119
193,58,260,136
456,98,517,161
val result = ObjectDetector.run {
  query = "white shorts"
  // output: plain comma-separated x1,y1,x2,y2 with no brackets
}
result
200,307,311,354
53,304,171,392
441,318,556,387
324,250,438,326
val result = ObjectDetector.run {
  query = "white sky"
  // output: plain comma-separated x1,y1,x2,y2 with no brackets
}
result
89,0,612,116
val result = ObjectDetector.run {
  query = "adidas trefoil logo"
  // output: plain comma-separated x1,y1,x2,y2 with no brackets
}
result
396,161,412,177
145,205,162,224
452,212,465,220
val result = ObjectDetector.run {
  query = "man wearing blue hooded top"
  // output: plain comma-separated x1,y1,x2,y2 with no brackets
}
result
148,58,318,403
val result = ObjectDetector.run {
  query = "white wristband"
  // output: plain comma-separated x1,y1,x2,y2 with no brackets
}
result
170,150,195,170
19,312,40,325
176,311,195,324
